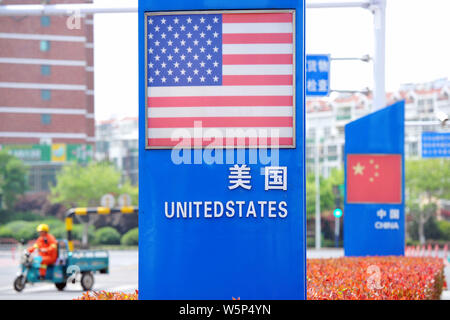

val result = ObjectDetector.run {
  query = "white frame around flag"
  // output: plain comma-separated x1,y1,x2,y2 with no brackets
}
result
144,9,297,149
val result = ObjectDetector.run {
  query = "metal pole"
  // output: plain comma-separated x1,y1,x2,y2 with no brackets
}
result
315,131,321,250
306,2,370,9
0,3,137,16
370,0,386,111
330,54,371,62
334,216,340,248
0,1,372,16
405,121,441,126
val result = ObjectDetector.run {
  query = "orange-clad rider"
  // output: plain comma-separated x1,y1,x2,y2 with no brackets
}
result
27,224,58,280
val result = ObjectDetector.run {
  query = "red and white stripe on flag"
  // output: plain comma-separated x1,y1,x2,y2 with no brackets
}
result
146,11,295,148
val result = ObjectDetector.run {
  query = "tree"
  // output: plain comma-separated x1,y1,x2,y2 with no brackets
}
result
0,151,27,210
306,168,344,219
406,159,450,244
49,162,138,246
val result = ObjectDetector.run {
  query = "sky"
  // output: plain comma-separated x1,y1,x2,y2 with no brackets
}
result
93,0,450,120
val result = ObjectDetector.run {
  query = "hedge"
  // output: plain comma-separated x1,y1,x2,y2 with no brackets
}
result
0,219,94,242
437,220,450,241
307,256,445,300
94,227,121,245
121,228,138,246
75,290,138,300
0,220,38,242
75,257,446,300
0,210,45,224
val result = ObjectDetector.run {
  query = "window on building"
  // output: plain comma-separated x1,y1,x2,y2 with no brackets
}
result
327,145,337,155
41,114,51,125
40,16,51,27
41,89,51,101
409,142,418,157
41,65,51,76
307,128,315,138
40,40,51,52
336,106,351,120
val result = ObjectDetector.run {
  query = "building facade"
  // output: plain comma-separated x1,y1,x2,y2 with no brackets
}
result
0,0,95,192
306,79,450,177
95,117,138,186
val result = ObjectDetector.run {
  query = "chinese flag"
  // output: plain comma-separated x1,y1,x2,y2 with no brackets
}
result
347,154,402,204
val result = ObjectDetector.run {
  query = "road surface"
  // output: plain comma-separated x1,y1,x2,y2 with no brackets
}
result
0,247,137,300
0,246,448,300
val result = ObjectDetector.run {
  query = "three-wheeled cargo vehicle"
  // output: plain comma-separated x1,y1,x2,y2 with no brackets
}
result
14,239,109,292
13,206,137,292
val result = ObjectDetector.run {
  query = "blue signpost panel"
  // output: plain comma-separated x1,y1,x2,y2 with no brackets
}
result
139,1,306,299
305,54,330,96
422,132,450,158
344,101,405,256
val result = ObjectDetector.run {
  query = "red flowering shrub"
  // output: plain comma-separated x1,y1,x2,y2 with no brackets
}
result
75,290,138,300
307,256,445,300
74,257,446,300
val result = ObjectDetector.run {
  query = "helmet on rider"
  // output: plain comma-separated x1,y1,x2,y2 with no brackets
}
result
36,224,50,233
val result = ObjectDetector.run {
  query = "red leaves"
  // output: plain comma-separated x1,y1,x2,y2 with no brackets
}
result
74,290,138,300
74,257,445,300
307,257,445,300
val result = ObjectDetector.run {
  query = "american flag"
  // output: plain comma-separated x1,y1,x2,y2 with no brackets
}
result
146,11,295,148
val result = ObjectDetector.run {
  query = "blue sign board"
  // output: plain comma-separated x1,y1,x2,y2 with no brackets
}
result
422,132,450,158
306,54,330,96
344,101,405,256
139,0,306,299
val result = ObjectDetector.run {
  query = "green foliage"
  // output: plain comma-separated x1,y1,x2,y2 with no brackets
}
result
406,159,450,242
408,214,442,241
120,228,138,246
306,168,344,219
94,227,121,245
0,219,92,242
406,159,450,201
50,223,94,241
0,210,44,224
437,220,450,241
0,151,28,210
0,220,36,241
0,226,13,238
49,162,138,208
72,224,95,241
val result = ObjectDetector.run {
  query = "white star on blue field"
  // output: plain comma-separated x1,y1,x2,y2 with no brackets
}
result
147,14,223,87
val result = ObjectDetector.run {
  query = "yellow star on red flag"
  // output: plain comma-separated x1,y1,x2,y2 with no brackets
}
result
352,162,365,175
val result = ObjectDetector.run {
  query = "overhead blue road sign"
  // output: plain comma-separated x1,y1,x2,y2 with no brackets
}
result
422,132,450,158
139,0,306,299
306,54,330,96
344,101,405,256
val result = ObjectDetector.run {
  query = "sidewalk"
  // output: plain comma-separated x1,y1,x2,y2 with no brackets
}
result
307,248,344,259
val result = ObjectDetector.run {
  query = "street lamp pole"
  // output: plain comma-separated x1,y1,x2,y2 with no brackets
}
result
314,131,321,249
370,0,386,111
306,0,387,112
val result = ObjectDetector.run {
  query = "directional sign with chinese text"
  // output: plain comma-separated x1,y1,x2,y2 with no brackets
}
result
139,0,306,299
344,101,405,256
306,54,330,96
422,132,450,158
